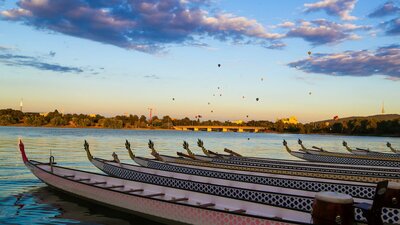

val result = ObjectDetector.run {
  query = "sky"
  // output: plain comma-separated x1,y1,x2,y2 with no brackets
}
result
0,0,399,123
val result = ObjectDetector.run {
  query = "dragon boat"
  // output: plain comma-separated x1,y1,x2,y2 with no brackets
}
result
19,139,316,225
85,140,400,224
149,141,400,182
342,141,399,157
122,141,400,207
284,140,400,167
187,140,400,174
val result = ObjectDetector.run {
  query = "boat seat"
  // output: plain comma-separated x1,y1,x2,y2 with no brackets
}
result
92,181,107,185
37,162,57,165
108,185,124,189
76,178,91,182
145,193,165,198
354,180,388,225
63,175,75,178
126,189,144,193
170,197,189,202
230,209,246,214
198,203,215,208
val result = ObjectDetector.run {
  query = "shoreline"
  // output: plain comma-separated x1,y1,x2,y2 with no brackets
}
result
1,124,398,137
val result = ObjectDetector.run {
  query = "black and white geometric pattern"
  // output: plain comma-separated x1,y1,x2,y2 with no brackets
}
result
355,207,400,224
100,162,399,224
227,156,400,173
146,160,375,200
102,163,313,212
382,208,400,224
209,158,400,179
291,152,400,167
361,152,400,158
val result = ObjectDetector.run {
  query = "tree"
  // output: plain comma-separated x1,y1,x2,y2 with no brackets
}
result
331,123,343,133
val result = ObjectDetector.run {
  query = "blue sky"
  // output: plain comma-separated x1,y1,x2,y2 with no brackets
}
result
0,0,399,122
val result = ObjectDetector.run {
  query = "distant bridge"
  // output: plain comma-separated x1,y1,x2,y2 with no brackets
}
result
173,126,268,133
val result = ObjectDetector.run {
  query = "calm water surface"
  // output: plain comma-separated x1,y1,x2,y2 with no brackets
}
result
1,126,399,224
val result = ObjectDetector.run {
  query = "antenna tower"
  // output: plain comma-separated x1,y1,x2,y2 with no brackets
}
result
20,98,23,112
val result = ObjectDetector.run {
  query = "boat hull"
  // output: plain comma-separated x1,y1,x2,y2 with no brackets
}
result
133,157,376,201
25,161,305,225
289,151,400,167
159,155,400,183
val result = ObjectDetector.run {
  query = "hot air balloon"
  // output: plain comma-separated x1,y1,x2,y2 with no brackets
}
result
218,64,221,67
256,98,259,101
172,98,175,101
308,51,311,56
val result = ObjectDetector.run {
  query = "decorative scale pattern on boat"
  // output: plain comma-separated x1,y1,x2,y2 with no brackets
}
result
225,156,400,173
382,208,400,224
100,162,399,224
355,208,400,224
44,167,300,225
209,158,400,179
172,158,396,183
358,152,400,158
308,151,400,161
298,152,400,167
146,161,375,199
103,163,313,212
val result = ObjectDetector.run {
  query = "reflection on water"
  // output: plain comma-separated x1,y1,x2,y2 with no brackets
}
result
0,126,399,224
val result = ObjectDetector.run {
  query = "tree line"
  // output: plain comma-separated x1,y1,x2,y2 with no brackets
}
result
0,108,398,136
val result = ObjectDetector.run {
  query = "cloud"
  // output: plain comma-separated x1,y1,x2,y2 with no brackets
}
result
0,0,284,54
367,1,400,36
304,0,357,20
0,48,83,73
382,17,400,35
277,21,295,28
143,74,160,79
286,19,370,45
288,44,400,79
264,41,286,49
368,1,400,18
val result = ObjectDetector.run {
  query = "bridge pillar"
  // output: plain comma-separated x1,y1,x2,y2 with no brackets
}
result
238,128,244,132
207,128,212,132
222,128,228,132
254,129,259,133
182,127,187,131
194,127,199,131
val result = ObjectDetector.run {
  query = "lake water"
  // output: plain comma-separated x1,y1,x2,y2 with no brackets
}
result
1,126,399,224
